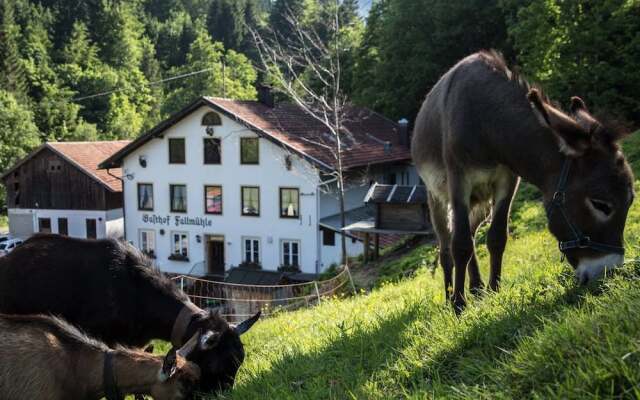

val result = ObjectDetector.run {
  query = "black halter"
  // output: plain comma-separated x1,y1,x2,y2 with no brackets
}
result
104,350,124,400
545,158,625,256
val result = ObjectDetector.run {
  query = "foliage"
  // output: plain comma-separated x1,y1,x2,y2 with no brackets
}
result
163,176,640,400
0,90,41,206
352,0,512,121
505,0,640,124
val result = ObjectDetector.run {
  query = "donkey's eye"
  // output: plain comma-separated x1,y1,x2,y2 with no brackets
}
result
588,198,613,217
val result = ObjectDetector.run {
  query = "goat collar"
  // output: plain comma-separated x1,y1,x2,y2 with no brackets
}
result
103,350,124,400
171,302,205,347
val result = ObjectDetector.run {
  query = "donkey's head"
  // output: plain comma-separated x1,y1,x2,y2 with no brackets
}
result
528,89,635,283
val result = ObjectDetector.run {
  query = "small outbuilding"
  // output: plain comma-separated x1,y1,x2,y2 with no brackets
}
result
343,183,431,262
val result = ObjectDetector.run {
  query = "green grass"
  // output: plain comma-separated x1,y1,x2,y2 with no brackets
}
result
172,133,640,399
183,180,639,399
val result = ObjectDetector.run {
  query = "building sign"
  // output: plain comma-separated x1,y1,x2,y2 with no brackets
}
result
142,214,213,228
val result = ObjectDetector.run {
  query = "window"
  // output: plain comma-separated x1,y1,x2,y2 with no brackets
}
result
241,186,260,216
38,218,51,233
171,232,189,260
282,240,300,268
242,237,260,265
202,111,222,126
280,188,300,218
86,219,97,239
322,228,335,246
58,218,68,236
138,183,154,211
204,185,223,214
385,173,397,185
13,181,20,206
48,160,62,172
168,138,186,164
140,229,155,257
203,138,221,164
240,137,259,164
170,184,187,213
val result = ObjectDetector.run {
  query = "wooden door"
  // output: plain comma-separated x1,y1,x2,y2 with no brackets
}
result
208,241,225,276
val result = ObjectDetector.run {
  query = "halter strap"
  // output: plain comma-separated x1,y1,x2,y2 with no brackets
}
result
545,158,625,256
171,302,204,347
103,350,124,400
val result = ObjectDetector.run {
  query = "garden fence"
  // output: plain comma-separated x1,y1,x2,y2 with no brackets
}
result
171,267,356,323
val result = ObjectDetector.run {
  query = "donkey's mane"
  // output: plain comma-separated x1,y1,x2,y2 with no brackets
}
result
477,49,553,106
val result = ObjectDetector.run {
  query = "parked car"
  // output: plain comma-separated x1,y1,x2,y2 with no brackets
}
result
0,235,9,243
0,238,23,256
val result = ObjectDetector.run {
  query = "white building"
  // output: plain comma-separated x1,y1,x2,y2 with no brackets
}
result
1,141,129,240
99,95,419,278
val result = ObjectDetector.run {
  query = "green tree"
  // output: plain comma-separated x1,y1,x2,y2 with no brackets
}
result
507,0,640,124
163,28,257,115
94,0,144,69
0,90,41,206
352,0,511,121
0,1,28,100
61,21,99,68
269,0,308,39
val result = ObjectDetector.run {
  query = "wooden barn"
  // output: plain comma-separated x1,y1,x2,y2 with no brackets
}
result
0,141,129,239
343,183,431,262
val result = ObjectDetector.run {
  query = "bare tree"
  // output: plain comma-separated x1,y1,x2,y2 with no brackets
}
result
249,2,356,266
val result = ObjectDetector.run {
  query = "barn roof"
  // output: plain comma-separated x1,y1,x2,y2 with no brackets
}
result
1,141,130,192
364,183,428,204
99,97,411,171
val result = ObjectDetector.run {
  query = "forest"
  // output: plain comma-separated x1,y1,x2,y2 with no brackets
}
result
0,0,639,205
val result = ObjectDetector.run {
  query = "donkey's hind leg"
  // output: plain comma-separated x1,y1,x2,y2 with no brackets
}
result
427,193,453,301
487,173,520,291
468,205,490,296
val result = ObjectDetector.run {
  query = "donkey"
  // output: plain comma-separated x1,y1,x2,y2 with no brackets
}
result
0,313,201,400
0,234,260,395
412,50,635,312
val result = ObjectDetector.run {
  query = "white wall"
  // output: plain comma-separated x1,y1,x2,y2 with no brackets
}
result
123,105,322,275
321,232,364,269
8,208,122,239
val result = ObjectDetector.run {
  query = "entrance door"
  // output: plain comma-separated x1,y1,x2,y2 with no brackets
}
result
207,240,225,276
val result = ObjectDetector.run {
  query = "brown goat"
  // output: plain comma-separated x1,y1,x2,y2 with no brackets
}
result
0,313,201,400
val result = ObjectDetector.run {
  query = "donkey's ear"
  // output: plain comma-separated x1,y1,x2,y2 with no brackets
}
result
570,96,589,114
528,89,591,156
528,89,551,127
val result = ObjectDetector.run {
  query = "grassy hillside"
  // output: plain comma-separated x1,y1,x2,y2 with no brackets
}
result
183,135,640,399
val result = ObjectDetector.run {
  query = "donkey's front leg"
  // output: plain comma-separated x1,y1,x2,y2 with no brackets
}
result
450,198,474,313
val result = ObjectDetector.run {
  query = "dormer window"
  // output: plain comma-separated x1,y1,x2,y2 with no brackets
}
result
168,138,185,164
202,112,222,126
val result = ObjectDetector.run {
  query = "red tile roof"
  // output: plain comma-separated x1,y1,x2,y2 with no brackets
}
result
206,98,411,169
99,97,411,171
47,141,130,192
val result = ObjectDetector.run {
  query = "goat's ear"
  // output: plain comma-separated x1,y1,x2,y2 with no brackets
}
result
232,311,261,335
159,349,178,382
199,330,222,351
177,330,201,358
528,89,591,156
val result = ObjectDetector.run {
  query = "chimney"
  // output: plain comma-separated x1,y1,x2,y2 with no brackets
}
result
398,118,409,147
257,85,275,108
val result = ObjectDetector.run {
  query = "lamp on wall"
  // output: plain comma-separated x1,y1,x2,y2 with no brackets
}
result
159,229,165,236
205,126,215,136
139,155,147,168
